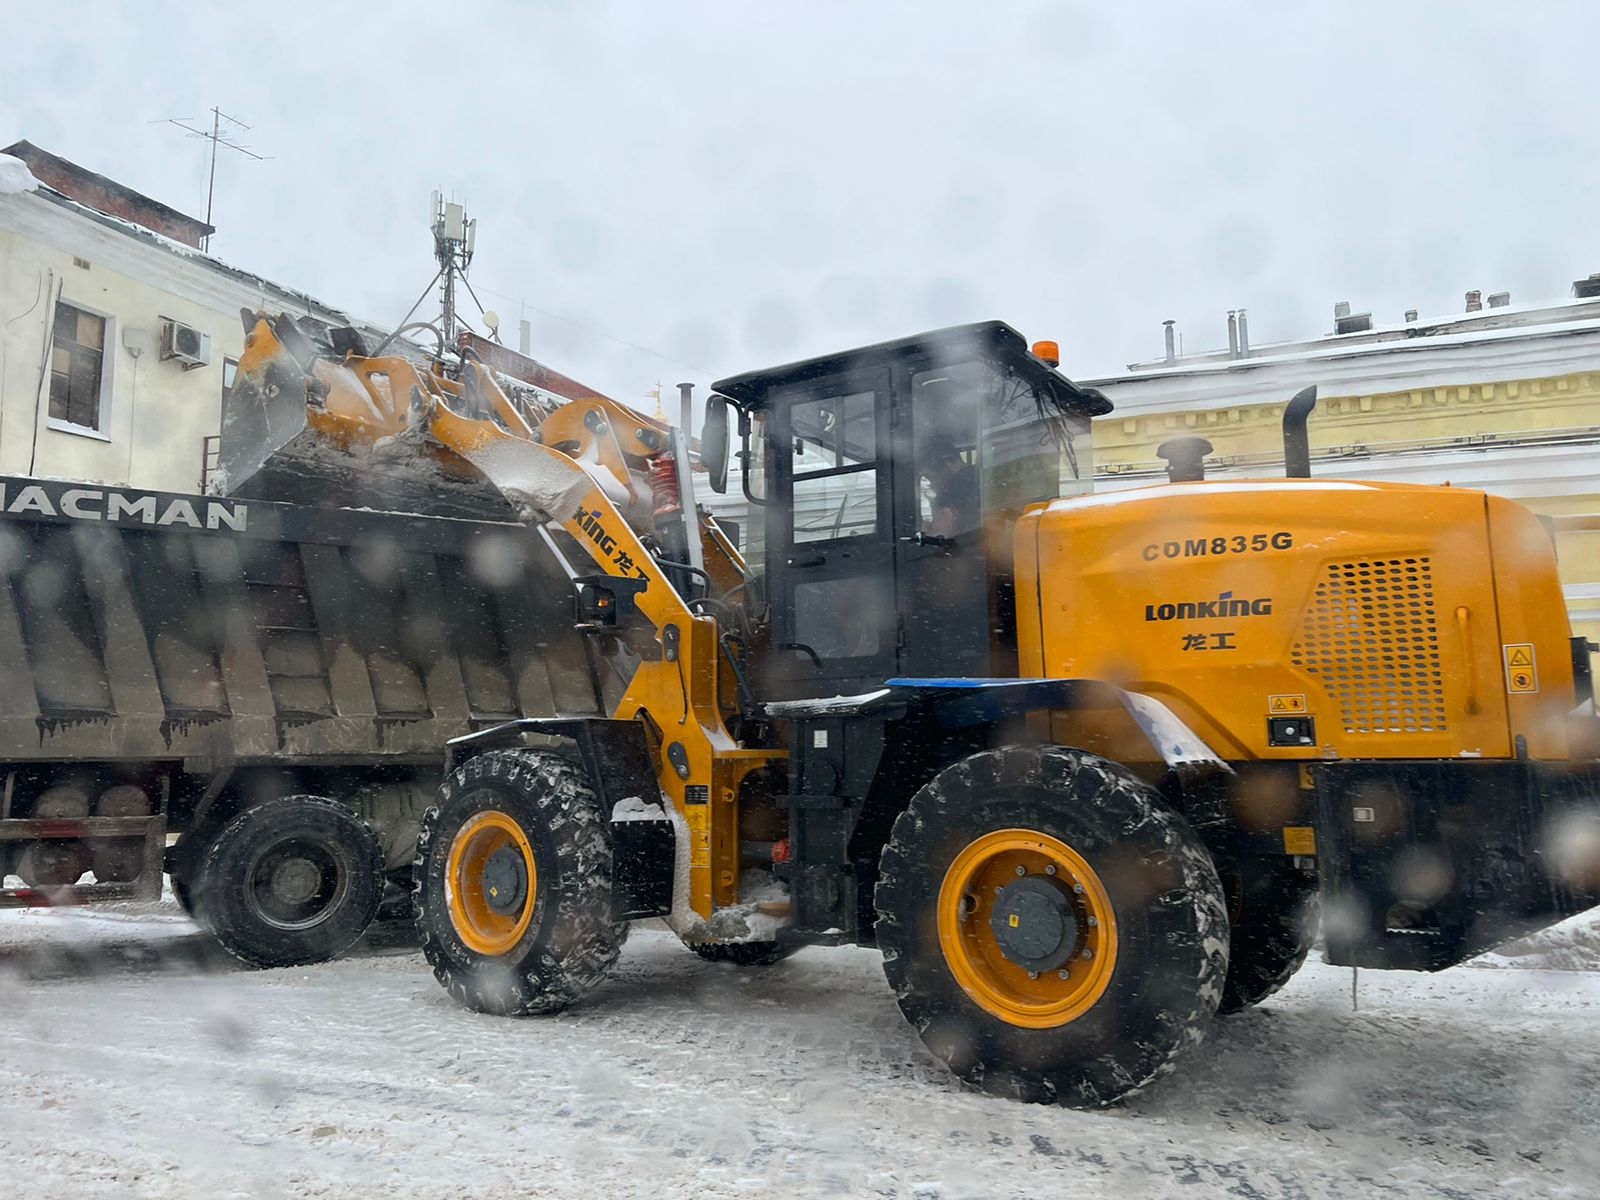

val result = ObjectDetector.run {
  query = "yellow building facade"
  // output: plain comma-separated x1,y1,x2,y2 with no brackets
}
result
1086,301,1600,647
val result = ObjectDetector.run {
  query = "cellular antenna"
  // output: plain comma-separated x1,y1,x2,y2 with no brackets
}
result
153,107,269,251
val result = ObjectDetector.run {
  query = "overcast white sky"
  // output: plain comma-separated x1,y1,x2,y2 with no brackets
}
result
6,2,1598,414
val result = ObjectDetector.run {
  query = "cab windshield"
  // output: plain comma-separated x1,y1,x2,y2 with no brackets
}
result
912,357,1089,539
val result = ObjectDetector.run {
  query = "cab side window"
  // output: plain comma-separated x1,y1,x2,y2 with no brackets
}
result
912,365,983,537
788,388,879,543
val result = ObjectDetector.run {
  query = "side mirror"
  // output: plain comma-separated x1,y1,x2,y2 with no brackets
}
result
703,394,731,494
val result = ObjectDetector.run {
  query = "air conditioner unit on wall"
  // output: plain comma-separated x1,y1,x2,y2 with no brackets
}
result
162,320,212,370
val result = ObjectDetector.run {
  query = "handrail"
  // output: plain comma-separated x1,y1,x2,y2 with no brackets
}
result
1550,514,1600,532
1455,606,1481,715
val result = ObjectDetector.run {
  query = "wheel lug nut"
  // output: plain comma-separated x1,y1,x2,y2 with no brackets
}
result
1014,865,1025,876
1027,970,1038,980
1058,969,1070,979
1087,916,1098,927
1073,883,1085,895
1045,865,1057,876
1082,948,1095,960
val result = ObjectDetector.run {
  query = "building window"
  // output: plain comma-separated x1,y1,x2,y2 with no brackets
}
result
50,301,107,430
222,357,238,392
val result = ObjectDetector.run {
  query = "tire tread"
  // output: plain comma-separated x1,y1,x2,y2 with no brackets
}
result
875,745,1228,1107
414,750,627,1016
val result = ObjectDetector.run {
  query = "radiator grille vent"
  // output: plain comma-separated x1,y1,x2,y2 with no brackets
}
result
1290,557,1446,734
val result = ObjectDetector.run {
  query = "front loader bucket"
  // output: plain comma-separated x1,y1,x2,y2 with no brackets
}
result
216,312,319,499
226,421,517,519
216,312,516,520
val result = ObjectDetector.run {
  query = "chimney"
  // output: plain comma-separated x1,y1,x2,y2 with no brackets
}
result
1236,308,1249,356
1227,311,1239,359
1572,272,1600,299
1465,290,1483,313
1334,303,1373,334
1487,291,1510,309
1404,309,1418,323
1163,320,1176,365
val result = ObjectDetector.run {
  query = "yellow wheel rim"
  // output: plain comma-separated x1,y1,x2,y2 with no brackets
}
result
446,811,537,956
937,828,1118,1029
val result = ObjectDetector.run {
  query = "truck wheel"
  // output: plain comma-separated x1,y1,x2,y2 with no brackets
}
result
875,746,1229,1108
1218,863,1319,1014
414,750,628,1016
690,940,799,966
169,826,215,923
195,796,384,968
171,872,198,919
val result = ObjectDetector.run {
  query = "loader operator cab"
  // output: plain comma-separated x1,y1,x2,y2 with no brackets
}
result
708,321,1111,702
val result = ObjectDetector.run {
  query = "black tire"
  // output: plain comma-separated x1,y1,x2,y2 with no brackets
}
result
375,872,418,924
171,871,198,919
1217,862,1319,1014
168,822,215,922
690,940,800,966
414,749,628,1016
875,746,1229,1108
194,795,384,968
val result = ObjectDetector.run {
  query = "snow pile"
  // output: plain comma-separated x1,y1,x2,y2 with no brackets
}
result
705,867,790,943
656,794,702,940
456,435,606,523
1473,908,1600,971
763,688,891,718
0,153,40,195
610,795,667,822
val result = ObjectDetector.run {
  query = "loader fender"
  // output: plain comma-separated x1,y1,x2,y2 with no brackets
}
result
881,677,1231,772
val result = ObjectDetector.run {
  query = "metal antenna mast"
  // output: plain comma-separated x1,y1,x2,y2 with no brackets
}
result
430,192,478,347
153,107,268,250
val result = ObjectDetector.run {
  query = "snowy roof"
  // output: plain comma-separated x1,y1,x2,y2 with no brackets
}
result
1081,308,1600,418
2,140,212,245
1104,295,1600,386
0,153,40,196
0,141,385,341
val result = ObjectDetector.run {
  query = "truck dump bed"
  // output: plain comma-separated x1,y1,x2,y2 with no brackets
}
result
0,474,615,922
0,476,605,765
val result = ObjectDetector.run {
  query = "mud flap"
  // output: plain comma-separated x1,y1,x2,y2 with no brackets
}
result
610,817,675,919
1315,760,1600,969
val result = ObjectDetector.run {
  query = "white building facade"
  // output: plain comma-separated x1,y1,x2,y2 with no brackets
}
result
0,142,369,495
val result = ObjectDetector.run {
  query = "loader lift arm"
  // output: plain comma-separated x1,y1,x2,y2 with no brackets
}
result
224,310,782,923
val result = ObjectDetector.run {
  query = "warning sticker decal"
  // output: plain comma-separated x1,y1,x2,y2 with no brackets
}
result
1268,694,1307,714
1503,643,1539,694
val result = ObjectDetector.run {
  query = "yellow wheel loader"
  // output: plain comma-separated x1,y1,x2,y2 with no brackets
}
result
227,313,1600,1106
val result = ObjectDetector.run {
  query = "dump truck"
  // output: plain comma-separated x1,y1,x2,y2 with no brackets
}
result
225,313,1600,1105
0,313,652,967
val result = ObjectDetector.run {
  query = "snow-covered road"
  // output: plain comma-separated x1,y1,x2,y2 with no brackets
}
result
1,903,1597,1199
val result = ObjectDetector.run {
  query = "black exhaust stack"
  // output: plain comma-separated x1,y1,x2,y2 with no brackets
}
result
1282,385,1318,479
